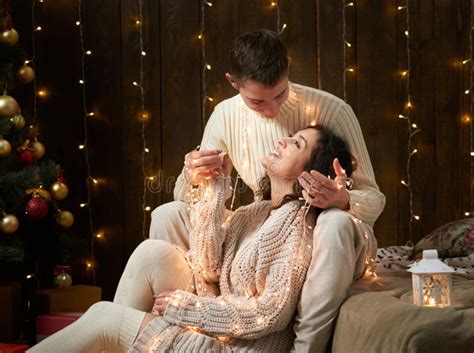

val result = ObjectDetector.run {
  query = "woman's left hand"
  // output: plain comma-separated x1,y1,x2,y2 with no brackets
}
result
298,158,350,210
152,291,174,316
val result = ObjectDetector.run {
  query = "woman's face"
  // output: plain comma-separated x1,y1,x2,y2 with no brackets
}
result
261,128,320,179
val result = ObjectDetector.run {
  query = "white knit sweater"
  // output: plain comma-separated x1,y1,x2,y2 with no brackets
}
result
130,178,313,352
174,83,385,227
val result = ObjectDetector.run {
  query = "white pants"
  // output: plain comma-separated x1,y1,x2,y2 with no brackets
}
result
149,201,377,353
27,240,193,353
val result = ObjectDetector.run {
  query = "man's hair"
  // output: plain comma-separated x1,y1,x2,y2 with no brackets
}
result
229,30,288,87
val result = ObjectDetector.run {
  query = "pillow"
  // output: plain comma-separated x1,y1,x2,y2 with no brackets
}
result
412,218,474,259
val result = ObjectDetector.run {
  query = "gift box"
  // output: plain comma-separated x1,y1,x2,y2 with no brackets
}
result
35,312,83,342
31,285,101,314
0,282,22,341
0,343,29,353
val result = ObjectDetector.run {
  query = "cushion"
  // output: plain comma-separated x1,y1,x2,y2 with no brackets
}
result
412,218,474,259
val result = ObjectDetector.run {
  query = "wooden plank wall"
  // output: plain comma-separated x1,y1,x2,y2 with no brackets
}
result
11,0,472,298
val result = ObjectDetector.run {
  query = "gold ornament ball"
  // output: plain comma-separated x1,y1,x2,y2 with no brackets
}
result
0,138,12,157
50,182,69,200
0,95,20,119
16,65,35,84
54,272,72,288
56,210,74,229
10,114,25,130
0,28,19,46
2,214,19,234
31,141,45,159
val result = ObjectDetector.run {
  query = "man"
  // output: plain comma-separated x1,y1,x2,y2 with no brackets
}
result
150,30,385,353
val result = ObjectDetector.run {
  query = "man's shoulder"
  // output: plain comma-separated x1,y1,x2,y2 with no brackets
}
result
214,93,241,112
293,83,346,106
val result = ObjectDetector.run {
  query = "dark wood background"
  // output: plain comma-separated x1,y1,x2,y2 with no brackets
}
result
11,0,473,299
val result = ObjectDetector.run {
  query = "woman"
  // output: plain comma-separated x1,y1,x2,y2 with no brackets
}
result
27,125,355,353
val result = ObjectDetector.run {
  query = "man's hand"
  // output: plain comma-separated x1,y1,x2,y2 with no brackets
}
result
184,149,231,186
152,291,174,316
298,158,350,210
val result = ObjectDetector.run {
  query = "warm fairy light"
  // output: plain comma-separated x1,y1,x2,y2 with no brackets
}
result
78,144,85,150
141,51,146,56
346,2,354,6
346,67,355,72
204,1,213,6
405,30,409,37
410,148,418,156
79,80,84,84
406,101,412,109
345,40,352,48
95,233,103,239
463,59,471,64
398,6,406,10
144,147,150,153
463,115,471,123
465,89,470,95
398,114,407,119
206,64,212,70
198,33,203,40
465,212,471,216
471,152,474,156
413,215,420,220
85,50,92,55
37,90,47,97
26,274,33,279
135,20,141,25
80,203,87,208
281,23,287,31
24,60,31,64
144,206,151,211
86,262,93,269
147,176,156,180
76,21,80,26
133,81,139,86
87,112,95,117
35,26,42,31
411,123,418,128
206,96,214,102
91,178,98,184
401,180,409,187
401,70,408,77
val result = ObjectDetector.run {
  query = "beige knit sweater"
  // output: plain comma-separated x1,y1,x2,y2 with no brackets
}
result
130,178,313,352
174,83,385,227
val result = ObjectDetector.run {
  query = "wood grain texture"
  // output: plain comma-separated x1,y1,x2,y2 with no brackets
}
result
14,0,472,297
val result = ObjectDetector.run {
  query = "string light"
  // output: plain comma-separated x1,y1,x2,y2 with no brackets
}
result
399,1,421,240
467,5,473,216
342,0,355,101
78,0,97,283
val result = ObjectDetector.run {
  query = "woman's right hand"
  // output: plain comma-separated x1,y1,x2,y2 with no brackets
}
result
184,149,230,185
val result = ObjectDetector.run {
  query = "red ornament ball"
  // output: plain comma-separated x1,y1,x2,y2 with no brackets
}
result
25,197,49,220
18,149,35,165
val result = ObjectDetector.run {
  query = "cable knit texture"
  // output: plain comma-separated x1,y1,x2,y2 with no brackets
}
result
173,83,385,226
130,177,313,352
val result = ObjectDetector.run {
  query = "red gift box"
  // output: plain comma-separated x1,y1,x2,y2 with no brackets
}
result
36,312,83,342
0,343,29,353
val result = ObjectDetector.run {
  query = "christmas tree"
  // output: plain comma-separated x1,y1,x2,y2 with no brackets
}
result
0,0,84,294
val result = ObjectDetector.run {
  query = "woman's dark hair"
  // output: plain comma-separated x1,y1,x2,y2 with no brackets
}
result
230,30,288,87
256,125,356,211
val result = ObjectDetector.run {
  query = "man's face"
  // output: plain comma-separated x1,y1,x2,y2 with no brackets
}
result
231,75,290,118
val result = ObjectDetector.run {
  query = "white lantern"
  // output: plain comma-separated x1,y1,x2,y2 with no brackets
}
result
408,249,454,307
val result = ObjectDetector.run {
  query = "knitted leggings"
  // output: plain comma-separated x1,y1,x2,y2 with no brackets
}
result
27,240,193,353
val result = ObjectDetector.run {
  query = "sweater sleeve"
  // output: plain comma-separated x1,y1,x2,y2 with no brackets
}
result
329,103,386,226
163,205,312,339
173,105,229,201
188,177,231,285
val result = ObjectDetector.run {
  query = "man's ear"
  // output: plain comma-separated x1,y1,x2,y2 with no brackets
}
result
225,73,239,90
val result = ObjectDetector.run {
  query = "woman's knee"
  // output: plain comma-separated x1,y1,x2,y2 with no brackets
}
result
314,209,357,245
149,201,189,240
